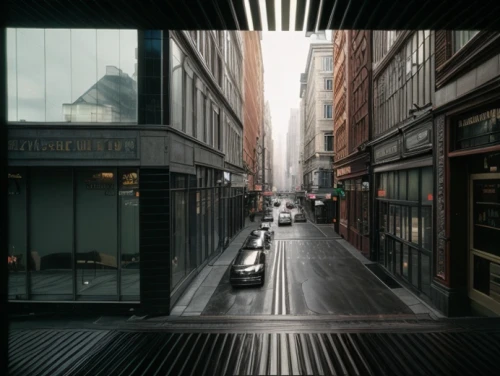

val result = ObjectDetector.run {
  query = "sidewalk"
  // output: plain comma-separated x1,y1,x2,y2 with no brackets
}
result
170,215,262,316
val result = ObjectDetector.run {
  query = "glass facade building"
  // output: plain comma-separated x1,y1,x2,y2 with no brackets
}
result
7,28,247,313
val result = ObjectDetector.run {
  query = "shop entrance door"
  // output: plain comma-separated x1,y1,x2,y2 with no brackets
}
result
469,174,500,315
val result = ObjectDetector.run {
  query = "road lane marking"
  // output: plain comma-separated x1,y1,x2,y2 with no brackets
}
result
274,241,281,315
281,241,286,315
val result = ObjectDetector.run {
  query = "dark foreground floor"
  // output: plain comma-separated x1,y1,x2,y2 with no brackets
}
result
8,322,500,376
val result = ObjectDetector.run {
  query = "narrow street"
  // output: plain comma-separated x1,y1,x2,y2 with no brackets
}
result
179,201,418,318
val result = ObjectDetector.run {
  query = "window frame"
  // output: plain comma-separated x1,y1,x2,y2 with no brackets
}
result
323,104,333,119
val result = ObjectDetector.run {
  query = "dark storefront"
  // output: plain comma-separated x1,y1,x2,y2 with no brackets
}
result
8,167,140,302
336,157,371,256
372,115,434,298
435,104,500,316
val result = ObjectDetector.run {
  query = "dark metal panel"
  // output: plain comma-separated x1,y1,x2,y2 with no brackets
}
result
231,0,249,30
5,0,500,29
266,0,276,31
217,0,239,30
8,330,500,375
304,0,320,33
281,0,291,31
317,0,334,31
248,0,262,31
295,0,307,31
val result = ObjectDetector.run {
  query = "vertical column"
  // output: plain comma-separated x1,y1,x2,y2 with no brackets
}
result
138,30,163,125
434,114,449,286
139,169,170,315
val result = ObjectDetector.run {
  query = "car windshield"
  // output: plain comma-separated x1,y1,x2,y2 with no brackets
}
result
233,251,259,266
279,213,291,218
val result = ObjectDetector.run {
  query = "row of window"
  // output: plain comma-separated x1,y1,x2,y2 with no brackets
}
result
373,31,433,136
225,120,243,167
373,30,479,66
171,40,222,150
187,30,243,120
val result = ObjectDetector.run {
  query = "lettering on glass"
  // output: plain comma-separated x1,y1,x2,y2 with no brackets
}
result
8,138,136,154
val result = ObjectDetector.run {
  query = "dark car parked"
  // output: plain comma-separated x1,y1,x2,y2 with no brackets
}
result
286,202,295,209
278,212,292,226
294,213,307,223
230,250,266,287
273,201,281,207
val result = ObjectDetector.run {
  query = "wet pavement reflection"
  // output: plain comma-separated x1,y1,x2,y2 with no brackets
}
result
202,201,411,316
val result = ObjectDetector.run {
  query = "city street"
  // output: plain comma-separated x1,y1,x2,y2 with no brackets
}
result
177,200,415,317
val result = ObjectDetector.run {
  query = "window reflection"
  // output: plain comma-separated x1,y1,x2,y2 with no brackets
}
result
7,29,18,121
76,170,118,298
7,28,137,123
30,168,73,297
8,169,27,299
17,29,45,122
46,29,71,122
120,169,140,298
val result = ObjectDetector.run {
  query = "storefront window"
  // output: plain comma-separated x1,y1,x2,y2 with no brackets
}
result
376,166,433,297
8,167,140,302
398,171,407,200
30,168,74,299
411,207,419,244
76,170,118,299
172,190,187,289
119,169,140,298
8,169,27,299
408,169,419,201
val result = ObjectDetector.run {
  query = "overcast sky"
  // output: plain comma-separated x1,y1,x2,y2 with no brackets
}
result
261,32,310,141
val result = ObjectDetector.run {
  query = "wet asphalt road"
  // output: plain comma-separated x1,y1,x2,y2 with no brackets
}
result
202,201,412,316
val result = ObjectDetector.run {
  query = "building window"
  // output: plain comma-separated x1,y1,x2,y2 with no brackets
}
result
373,31,433,136
7,28,138,123
453,30,479,53
8,167,140,301
322,56,333,72
171,39,184,130
319,170,333,188
324,104,333,119
324,132,334,151
376,167,433,296
325,79,333,91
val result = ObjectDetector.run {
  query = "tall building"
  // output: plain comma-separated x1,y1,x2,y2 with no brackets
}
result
7,29,246,315
263,101,273,192
299,43,335,221
286,109,300,191
272,138,286,191
371,31,435,309
431,31,500,316
242,31,265,202
332,30,372,256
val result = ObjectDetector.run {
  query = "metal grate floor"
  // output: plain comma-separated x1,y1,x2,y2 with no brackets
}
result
9,329,500,376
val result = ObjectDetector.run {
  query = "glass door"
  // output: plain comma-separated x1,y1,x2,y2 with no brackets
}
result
469,173,500,315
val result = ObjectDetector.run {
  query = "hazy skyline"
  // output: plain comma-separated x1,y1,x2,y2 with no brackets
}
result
261,32,311,143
